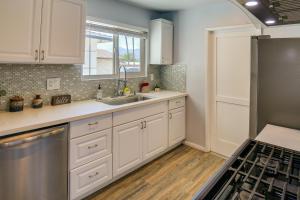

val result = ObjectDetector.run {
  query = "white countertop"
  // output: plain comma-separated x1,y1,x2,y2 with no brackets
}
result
0,91,187,137
256,124,300,151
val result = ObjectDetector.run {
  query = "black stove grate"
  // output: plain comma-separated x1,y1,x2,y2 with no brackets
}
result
203,141,300,200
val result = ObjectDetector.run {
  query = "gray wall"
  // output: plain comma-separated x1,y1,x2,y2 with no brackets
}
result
87,0,156,28
172,1,251,147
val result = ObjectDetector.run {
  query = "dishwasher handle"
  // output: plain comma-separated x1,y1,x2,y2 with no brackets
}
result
0,127,65,148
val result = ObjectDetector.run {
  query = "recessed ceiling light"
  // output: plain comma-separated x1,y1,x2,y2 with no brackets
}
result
245,1,258,7
265,19,276,25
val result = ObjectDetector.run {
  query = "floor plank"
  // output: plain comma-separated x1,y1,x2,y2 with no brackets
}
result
85,145,225,200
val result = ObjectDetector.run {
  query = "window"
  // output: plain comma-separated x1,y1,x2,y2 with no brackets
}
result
83,20,148,79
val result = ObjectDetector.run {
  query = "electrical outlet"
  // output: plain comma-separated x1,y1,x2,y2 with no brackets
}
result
47,78,61,90
150,74,154,81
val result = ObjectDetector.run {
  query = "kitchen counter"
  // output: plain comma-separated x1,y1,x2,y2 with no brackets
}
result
0,91,187,137
256,124,300,152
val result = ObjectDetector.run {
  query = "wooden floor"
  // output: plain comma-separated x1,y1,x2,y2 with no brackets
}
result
86,145,225,200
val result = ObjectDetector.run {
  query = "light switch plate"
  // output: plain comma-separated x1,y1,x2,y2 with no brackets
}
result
47,78,61,90
150,73,154,81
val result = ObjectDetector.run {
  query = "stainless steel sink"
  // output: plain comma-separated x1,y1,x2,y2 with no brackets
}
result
101,95,152,105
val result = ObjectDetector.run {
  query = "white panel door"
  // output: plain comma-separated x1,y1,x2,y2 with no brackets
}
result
40,0,85,64
143,113,168,160
169,107,186,146
210,26,258,157
113,120,143,177
0,0,42,63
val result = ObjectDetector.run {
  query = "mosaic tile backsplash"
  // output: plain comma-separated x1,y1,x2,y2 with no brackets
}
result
0,64,186,111
160,65,186,92
0,64,161,111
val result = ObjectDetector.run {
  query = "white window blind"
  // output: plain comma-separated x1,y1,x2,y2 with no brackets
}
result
86,20,148,39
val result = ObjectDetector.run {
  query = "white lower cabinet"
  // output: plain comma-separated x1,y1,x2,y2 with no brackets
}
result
70,155,112,200
113,120,143,176
113,112,168,177
69,98,186,199
169,107,186,146
143,113,168,160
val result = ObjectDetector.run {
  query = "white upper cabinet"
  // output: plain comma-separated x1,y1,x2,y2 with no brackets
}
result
0,0,85,64
40,0,85,64
150,19,173,65
0,0,42,63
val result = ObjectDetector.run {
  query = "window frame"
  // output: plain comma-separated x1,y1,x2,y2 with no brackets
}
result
82,17,149,80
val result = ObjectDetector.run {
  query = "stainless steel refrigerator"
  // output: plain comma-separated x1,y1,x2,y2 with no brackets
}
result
250,37,300,137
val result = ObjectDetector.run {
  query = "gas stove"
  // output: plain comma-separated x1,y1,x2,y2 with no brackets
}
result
194,139,300,200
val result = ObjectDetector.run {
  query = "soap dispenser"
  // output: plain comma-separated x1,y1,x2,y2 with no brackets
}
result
96,84,103,101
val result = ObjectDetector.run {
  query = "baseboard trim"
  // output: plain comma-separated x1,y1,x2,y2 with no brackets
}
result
184,141,210,152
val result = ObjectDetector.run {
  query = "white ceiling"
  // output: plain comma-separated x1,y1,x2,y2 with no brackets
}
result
119,0,221,11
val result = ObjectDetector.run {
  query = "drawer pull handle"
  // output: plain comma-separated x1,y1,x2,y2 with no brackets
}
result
88,144,98,149
169,113,173,119
88,172,99,178
88,122,99,126
41,50,45,60
34,50,39,61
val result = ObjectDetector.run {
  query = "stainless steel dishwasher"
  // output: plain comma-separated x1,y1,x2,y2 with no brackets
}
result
0,124,68,200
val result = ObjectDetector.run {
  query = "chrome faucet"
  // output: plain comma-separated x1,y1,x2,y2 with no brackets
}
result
115,66,127,96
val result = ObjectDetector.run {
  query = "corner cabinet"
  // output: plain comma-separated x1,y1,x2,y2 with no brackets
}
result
0,0,85,64
169,98,186,146
150,19,173,65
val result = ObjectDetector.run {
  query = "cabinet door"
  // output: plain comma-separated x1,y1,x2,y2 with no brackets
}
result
161,22,173,65
143,113,168,160
0,0,42,63
169,107,186,146
113,120,143,177
40,0,85,64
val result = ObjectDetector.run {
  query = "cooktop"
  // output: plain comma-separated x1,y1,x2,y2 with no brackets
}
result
194,139,300,200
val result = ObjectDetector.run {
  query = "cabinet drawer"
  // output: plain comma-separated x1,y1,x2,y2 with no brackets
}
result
70,129,112,169
70,155,112,200
70,114,112,138
169,97,185,110
113,101,168,126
